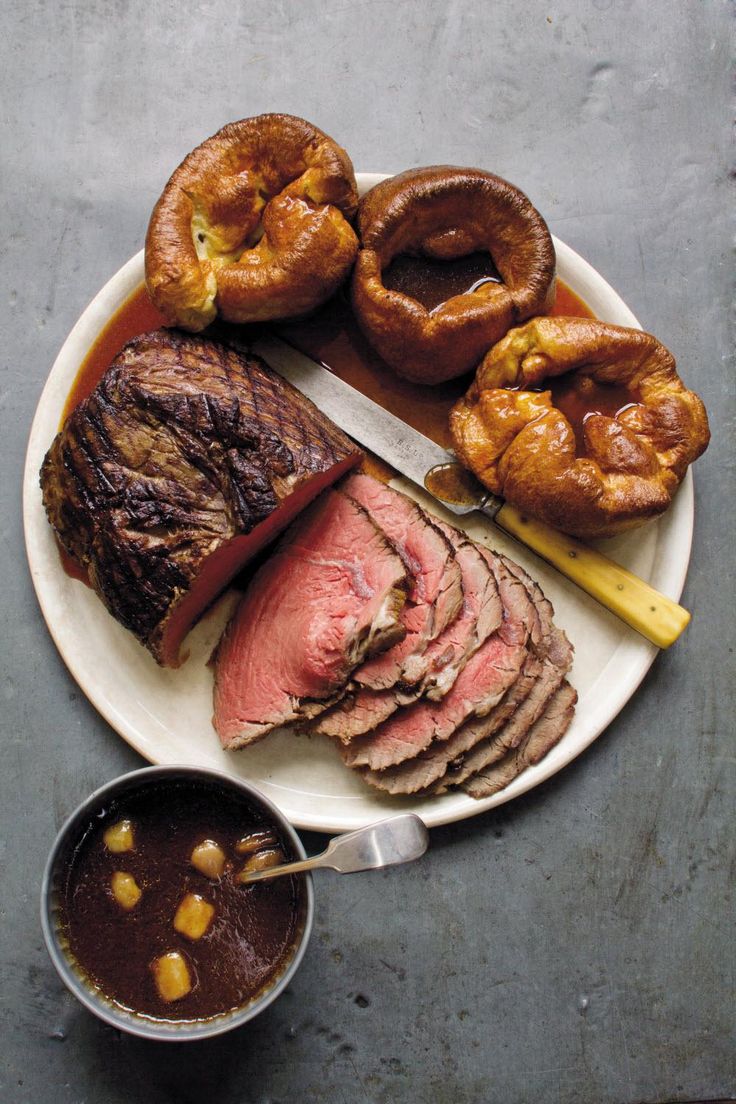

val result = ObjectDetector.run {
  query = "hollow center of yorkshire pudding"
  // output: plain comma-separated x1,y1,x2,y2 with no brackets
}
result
190,185,267,266
381,251,502,312
542,373,642,456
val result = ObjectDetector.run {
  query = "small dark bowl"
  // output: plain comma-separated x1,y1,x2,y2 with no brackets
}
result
41,765,314,1041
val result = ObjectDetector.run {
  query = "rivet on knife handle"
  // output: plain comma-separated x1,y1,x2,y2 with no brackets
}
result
493,503,691,648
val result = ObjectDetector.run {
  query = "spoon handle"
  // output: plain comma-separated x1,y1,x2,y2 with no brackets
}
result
238,814,429,885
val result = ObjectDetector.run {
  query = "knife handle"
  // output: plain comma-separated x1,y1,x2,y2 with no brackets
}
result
493,503,690,648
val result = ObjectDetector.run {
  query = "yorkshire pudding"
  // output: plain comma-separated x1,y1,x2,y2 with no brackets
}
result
145,114,359,330
451,317,710,539
351,166,556,384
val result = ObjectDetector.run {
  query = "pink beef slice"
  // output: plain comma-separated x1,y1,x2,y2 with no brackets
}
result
357,552,574,797
213,490,408,749
40,330,362,666
420,524,503,698
359,655,546,797
340,554,532,772
416,557,574,796
312,524,501,743
339,475,463,691
462,681,578,799
311,685,414,744
435,560,574,792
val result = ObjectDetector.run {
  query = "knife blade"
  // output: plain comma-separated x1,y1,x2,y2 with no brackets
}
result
252,334,690,649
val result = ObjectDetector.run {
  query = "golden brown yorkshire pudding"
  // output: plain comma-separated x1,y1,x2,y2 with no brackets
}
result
351,166,556,384
145,114,359,330
451,317,710,539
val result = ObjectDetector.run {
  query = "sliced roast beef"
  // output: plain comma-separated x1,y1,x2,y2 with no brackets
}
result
41,330,361,665
340,555,531,771
424,559,573,795
417,523,503,699
436,565,574,792
358,655,544,796
340,475,463,691
359,553,574,796
312,523,501,743
213,490,407,749
310,683,414,743
431,648,566,793
500,557,552,654
462,681,578,798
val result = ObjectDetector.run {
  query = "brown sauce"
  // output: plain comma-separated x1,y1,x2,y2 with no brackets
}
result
61,289,166,423
280,291,465,449
423,462,486,507
281,280,594,451
381,251,501,311
545,374,642,455
60,779,304,1022
56,275,594,580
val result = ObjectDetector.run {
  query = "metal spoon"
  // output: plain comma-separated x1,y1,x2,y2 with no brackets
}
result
237,814,429,885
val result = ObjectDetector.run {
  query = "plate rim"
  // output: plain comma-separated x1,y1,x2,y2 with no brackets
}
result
23,173,694,831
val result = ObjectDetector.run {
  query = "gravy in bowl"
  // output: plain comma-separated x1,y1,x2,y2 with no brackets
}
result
44,768,312,1037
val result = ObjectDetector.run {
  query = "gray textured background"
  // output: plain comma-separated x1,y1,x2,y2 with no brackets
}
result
2,2,733,1102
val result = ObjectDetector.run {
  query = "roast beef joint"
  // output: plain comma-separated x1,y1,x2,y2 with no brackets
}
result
40,329,362,666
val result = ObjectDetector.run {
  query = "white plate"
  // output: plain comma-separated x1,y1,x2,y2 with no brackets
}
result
23,173,693,832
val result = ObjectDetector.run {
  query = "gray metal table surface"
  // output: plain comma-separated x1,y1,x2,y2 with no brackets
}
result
1,3,733,1102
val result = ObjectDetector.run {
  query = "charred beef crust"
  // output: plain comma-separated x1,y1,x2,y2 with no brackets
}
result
40,329,359,662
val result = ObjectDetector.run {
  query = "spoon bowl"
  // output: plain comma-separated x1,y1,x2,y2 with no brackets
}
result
238,813,429,885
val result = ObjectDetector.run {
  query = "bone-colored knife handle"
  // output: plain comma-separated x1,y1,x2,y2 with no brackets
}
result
494,503,690,648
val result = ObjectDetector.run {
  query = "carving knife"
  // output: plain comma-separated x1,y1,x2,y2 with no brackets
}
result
252,335,690,648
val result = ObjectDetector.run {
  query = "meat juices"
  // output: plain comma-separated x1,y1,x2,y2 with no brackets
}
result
59,780,305,1021
40,329,361,666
